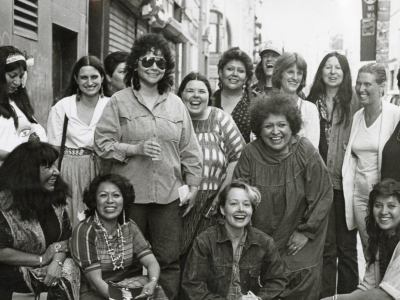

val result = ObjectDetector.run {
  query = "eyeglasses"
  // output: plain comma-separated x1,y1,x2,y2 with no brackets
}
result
139,56,167,70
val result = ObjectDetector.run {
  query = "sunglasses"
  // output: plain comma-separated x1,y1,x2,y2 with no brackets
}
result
139,56,167,70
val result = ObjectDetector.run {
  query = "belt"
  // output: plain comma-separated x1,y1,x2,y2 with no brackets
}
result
64,147,94,156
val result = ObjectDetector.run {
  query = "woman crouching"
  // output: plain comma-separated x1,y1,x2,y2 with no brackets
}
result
182,180,287,300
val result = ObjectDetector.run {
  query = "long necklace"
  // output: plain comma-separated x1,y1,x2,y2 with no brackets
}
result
94,212,125,270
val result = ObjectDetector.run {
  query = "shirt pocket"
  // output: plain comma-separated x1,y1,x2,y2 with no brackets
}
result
155,113,183,142
209,265,227,292
248,264,262,291
119,111,149,143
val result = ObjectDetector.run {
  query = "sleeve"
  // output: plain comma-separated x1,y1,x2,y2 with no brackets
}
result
47,102,65,147
220,112,246,163
258,237,288,300
304,102,320,149
179,104,203,186
70,222,101,273
59,209,72,241
94,98,131,162
0,213,13,249
129,221,152,260
379,243,400,299
233,145,251,182
296,144,333,239
182,237,225,300
358,261,377,291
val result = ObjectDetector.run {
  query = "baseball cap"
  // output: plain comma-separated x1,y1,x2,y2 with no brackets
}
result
259,40,284,56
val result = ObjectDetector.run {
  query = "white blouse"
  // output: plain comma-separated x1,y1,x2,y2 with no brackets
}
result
297,97,320,149
0,101,47,152
47,95,110,149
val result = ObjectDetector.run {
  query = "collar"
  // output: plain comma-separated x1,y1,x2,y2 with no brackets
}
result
131,87,169,108
216,223,261,248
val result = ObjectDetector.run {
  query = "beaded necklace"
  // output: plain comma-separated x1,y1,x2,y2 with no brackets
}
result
94,212,125,271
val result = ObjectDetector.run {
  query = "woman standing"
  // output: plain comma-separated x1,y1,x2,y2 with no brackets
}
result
234,94,333,299
0,46,47,162
343,63,400,255
0,142,80,300
307,52,358,297
212,47,254,143
94,33,202,300
104,51,129,95
177,72,246,255
272,52,320,148
322,179,400,300
47,56,110,228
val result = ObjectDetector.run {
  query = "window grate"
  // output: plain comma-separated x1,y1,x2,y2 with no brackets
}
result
13,0,39,40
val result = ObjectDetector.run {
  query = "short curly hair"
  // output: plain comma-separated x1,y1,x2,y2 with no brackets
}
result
125,33,175,95
217,47,253,93
272,52,307,93
250,92,302,138
83,174,136,224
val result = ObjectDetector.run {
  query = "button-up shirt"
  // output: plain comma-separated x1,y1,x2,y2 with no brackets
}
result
94,88,203,204
182,223,287,300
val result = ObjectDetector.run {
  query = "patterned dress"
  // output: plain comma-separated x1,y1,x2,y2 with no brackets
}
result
180,107,246,254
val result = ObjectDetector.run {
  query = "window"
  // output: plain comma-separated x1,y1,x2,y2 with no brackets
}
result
13,0,39,40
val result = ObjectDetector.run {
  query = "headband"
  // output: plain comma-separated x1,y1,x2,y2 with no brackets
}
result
6,53,26,65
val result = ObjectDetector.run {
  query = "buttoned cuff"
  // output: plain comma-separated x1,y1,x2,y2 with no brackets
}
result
379,282,400,299
113,143,130,162
185,175,203,187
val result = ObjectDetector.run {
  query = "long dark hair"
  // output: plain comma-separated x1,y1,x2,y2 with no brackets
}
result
0,46,36,128
177,72,212,105
63,55,109,99
125,33,175,95
307,52,352,126
0,142,69,221
366,179,400,266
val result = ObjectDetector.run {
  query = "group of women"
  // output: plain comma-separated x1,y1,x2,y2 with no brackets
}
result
0,31,400,300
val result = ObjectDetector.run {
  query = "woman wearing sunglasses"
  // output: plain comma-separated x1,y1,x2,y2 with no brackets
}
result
94,33,203,300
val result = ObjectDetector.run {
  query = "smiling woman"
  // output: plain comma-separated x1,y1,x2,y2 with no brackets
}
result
47,55,111,228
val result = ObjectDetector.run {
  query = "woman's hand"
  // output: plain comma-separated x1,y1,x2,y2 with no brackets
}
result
42,242,69,265
43,260,62,287
136,140,161,158
28,132,40,142
180,186,199,217
286,230,308,256
135,280,157,299
205,195,219,218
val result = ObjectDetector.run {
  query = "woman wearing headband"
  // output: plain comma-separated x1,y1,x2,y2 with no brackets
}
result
0,46,47,162
94,33,202,300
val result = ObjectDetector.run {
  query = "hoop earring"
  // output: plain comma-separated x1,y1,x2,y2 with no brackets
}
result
242,84,246,92
76,88,81,101
100,86,104,98
123,209,126,224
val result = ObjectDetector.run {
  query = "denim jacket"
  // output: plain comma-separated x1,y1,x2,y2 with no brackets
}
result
182,224,287,300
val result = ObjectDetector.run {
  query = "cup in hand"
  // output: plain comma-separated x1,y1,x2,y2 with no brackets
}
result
151,137,162,161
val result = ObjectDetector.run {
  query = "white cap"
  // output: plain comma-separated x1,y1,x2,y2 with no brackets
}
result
259,40,283,56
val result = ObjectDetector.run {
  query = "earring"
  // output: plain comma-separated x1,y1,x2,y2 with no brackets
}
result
242,84,246,92
123,209,126,224
100,86,104,98
76,88,81,101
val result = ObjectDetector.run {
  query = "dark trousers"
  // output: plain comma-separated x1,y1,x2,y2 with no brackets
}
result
128,200,182,300
321,189,359,297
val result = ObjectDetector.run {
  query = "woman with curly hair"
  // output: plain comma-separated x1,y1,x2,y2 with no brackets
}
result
234,93,333,299
307,52,359,297
71,174,167,300
0,46,47,162
322,178,400,300
47,55,110,228
212,47,254,143
0,142,80,300
272,52,320,148
94,33,202,300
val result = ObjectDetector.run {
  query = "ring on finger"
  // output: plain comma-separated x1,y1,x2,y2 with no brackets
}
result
51,282,57,286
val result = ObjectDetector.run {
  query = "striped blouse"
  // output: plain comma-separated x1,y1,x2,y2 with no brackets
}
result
71,217,152,283
193,107,246,191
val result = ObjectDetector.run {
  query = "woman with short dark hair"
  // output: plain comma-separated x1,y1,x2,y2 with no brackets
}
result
0,142,79,300
104,51,129,95
234,93,333,299
212,47,254,143
272,52,320,148
94,33,203,300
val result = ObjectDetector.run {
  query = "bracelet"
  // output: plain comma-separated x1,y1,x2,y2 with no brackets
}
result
53,259,63,267
150,277,158,283
38,256,43,268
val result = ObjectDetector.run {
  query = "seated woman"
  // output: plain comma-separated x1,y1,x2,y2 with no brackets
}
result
0,141,79,300
322,178,400,300
71,173,167,300
182,180,287,300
